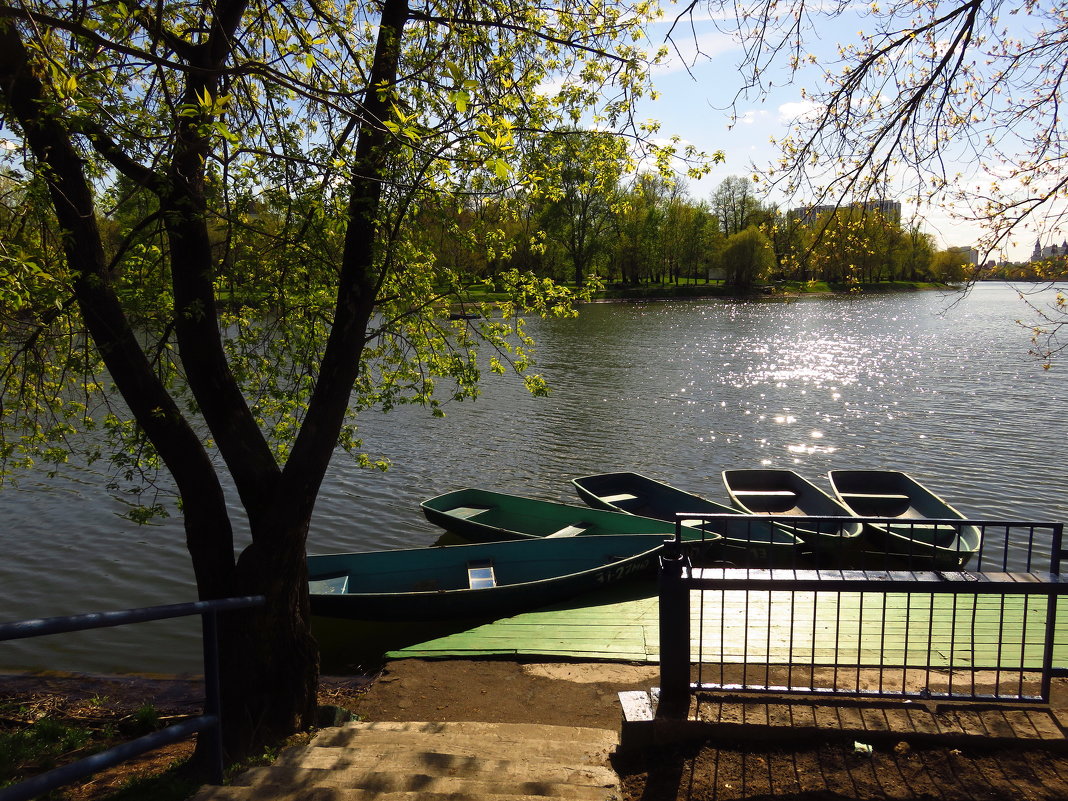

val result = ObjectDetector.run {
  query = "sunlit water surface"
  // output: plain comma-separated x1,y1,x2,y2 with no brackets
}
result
2,283,1065,672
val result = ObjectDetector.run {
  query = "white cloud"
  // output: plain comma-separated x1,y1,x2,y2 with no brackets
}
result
737,110,768,125
778,100,822,123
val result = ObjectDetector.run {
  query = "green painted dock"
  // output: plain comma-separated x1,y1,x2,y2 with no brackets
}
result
383,582,1068,671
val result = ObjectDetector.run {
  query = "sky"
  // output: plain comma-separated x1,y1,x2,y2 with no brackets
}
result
628,5,1055,262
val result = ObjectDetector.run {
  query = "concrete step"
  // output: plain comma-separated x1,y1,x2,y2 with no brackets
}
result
193,791,609,801
190,721,621,801
309,721,617,763
264,749,618,785
194,770,615,800
318,720,619,748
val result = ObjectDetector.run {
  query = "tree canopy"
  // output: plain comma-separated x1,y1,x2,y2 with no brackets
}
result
0,0,704,759
678,0,1067,254
671,0,1067,357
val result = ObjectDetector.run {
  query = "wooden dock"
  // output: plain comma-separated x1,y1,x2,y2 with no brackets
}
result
385,581,1068,670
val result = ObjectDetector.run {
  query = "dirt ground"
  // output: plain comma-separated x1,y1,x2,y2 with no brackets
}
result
0,671,371,801
6,660,1068,800
351,659,1068,801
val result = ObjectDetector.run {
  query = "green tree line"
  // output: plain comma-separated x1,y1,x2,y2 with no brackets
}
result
409,167,973,291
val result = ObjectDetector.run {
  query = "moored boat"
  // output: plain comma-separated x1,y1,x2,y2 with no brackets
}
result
721,469,864,554
307,534,665,620
420,488,724,559
828,469,982,567
571,471,803,566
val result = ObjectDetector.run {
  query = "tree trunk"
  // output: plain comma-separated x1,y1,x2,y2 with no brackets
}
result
216,512,319,757
0,0,423,766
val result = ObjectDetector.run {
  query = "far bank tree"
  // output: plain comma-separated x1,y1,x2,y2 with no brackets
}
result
722,225,775,290
0,0,690,760
531,130,628,285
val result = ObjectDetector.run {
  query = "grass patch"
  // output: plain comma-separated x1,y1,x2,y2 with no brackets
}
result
0,715,96,786
0,697,193,801
94,759,202,801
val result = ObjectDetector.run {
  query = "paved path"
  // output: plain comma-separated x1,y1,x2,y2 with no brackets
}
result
191,721,621,801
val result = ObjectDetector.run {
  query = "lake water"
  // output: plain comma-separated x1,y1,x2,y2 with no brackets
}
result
2,282,1065,673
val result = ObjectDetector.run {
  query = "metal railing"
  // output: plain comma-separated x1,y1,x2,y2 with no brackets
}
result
0,596,265,801
657,516,1067,716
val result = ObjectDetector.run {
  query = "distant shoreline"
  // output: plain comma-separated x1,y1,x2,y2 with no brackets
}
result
581,280,958,304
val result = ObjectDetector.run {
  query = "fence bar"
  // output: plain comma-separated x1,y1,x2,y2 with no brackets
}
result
0,596,265,642
687,570,1068,595
657,514,1066,710
202,608,225,785
1042,591,1059,701
0,716,215,801
0,595,264,800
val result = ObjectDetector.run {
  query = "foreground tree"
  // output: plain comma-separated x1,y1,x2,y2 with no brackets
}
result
0,0,687,760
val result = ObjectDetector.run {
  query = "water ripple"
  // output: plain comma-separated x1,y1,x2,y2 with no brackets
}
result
1,284,1065,671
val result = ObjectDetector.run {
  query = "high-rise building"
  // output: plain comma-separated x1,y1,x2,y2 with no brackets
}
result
790,200,902,225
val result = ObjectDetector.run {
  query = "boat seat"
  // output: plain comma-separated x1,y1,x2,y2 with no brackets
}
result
600,493,638,503
467,560,496,589
731,490,796,496
308,574,349,594
446,505,491,519
547,524,587,537
839,492,910,501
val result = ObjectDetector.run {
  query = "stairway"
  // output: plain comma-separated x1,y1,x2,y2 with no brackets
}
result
191,720,622,800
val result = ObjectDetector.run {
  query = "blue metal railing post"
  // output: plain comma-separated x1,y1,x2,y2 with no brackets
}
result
201,607,224,785
0,596,264,801
1041,585,1058,702
1051,523,1066,574
657,522,690,717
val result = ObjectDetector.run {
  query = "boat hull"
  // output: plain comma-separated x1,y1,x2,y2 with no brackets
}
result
828,470,982,568
307,534,665,620
421,488,675,540
571,471,803,567
721,469,865,554
420,488,724,562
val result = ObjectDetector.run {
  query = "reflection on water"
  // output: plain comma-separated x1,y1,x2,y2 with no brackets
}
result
1,283,1065,672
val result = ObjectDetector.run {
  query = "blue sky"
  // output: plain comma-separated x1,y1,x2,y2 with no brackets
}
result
632,9,1041,261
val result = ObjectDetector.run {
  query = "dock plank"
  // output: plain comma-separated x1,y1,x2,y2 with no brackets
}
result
387,587,1068,671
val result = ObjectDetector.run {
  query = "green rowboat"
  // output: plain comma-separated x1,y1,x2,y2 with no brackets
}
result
571,471,803,566
307,534,664,620
828,469,982,568
420,488,723,557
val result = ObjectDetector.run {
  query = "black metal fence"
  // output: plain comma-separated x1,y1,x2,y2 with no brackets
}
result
657,516,1068,715
0,596,265,801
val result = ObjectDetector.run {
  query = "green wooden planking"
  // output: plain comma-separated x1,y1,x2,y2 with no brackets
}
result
689,590,1065,669
386,588,1068,669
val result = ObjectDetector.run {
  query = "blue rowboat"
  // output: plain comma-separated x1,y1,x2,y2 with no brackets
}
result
722,469,864,554
307,534,665,620
828,469,982,567
571,471,803,566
